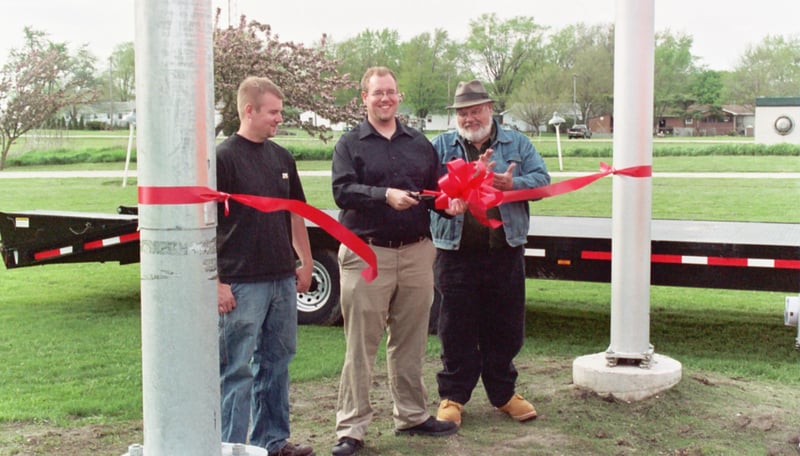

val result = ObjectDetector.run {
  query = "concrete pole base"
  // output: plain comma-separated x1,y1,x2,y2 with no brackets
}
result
122,442,267,456
573,352,682,402
221,443,268,456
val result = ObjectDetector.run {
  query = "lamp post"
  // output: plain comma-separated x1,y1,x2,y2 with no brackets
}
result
548,111,566,171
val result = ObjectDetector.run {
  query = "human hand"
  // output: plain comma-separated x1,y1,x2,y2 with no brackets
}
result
444,198,468,216
217,282,236,314
385,187,420,211
492,163,516,191
479,149,494,167
295,262,313,293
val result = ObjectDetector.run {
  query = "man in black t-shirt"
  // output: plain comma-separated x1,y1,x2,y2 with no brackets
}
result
216,77,315,456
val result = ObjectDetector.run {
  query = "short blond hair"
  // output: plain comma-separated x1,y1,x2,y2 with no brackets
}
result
237,76,284,120
360,66,397,93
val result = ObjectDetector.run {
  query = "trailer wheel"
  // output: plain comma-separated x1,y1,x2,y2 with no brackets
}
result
297,249,341,326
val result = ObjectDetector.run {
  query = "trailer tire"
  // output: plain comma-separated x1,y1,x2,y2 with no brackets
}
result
297,249,341,326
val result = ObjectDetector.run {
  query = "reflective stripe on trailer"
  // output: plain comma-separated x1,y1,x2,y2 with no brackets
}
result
32,232,140,260
33,246,74,260
581,250,800,270
83,232,140,250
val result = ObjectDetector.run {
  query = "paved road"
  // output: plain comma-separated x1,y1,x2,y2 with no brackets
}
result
1,170,798,179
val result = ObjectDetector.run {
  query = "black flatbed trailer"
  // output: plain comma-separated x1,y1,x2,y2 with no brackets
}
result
2,207,798,326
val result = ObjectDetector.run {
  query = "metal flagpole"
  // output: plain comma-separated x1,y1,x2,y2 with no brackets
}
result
572,0,681,401
133,0,220,453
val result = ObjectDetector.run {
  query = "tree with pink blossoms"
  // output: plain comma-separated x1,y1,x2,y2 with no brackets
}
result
213,11,362,140
0,28,97,170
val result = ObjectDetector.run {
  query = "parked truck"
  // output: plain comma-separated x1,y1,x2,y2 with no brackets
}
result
1,206,798,336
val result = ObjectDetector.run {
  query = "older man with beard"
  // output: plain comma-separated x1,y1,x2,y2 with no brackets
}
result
429,80,551,429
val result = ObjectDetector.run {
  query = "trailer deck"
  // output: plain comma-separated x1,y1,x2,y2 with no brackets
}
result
2,209,797,293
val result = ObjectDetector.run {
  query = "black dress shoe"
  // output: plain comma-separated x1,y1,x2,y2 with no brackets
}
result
395,416,459,436
331,437,363,456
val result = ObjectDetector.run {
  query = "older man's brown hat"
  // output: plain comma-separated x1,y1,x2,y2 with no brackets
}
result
447,80,494,109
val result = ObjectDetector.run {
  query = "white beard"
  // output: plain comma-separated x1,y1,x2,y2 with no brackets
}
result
457,123,492,144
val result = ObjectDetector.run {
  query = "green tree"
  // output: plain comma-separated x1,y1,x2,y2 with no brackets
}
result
725,35,800,105
63,45,101,129
110,42,136,101
690,69,723,105
0,28,96,170
509,23,613,130
212,12,361,138
545,23,614,122
330,29,403,104
653,30,697,130
397,30,464,121
465,13,545,112
508,65,564,134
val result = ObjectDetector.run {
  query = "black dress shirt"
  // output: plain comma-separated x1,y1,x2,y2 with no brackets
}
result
332,118,441,242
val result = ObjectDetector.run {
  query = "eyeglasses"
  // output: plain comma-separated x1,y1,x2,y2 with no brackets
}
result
369,90,399,99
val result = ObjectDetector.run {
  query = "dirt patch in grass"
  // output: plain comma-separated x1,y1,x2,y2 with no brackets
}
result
2,356,799,455
0,421,142,456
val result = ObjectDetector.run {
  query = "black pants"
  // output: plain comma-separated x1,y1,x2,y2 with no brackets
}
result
434,245,526,407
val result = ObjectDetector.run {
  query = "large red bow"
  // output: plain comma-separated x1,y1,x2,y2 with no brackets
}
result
427,160,653,228
430,159,503,228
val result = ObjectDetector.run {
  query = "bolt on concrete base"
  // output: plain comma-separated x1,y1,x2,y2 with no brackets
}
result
573,352,682,402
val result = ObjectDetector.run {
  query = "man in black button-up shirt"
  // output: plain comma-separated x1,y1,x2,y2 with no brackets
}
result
330,66,465,456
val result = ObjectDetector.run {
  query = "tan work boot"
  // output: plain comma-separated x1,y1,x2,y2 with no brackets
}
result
436,399,464,427
498,394,538,422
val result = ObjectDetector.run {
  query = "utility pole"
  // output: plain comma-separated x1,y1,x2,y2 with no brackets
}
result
572,74,578,123
109,56,114,128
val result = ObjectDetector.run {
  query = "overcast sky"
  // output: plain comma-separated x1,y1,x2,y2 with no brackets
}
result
3,0,799,72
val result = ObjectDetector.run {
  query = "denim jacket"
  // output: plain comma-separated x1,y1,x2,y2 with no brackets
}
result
430,118,551,249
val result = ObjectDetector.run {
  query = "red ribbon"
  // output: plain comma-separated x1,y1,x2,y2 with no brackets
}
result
138,186,378,282
432,159,503,228
502,162,652,203
431,160,652,226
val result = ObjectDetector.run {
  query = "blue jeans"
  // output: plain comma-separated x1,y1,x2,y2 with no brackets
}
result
219,278,297,453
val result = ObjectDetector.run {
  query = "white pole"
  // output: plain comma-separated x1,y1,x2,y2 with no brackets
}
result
122,122,134,188
555,126,563,171
134,0,220,454
607,0,655,363
572,0,680,401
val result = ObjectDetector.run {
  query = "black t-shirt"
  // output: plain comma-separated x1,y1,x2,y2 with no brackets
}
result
216,134,306,283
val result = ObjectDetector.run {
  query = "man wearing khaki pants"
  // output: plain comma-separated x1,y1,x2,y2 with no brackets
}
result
330,66,466,456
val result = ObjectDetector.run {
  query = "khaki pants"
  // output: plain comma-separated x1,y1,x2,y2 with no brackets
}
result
335,238,435,440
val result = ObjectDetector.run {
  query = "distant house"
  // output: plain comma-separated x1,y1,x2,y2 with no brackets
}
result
587,115,613,134
62,101,136,128
655,104,754,137
499,110,536,132
298,110,351,131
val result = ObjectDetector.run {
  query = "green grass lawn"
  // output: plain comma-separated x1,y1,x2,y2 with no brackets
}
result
1,142,799,454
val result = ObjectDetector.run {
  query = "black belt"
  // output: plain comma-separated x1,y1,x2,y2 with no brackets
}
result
363,236,427,249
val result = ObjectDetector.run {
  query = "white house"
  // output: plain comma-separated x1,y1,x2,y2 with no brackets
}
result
299,111,350,131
